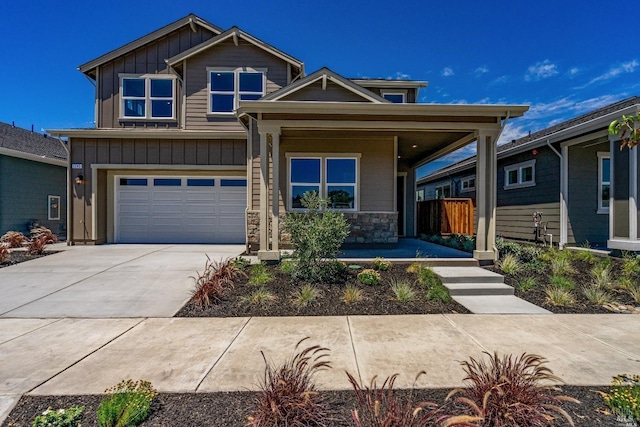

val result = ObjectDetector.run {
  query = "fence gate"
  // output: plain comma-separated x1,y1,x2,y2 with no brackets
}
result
417,198,475,235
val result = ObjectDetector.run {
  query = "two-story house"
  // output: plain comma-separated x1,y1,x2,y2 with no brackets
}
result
50,14,528,261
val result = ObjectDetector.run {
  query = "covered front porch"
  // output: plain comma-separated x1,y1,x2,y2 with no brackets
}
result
238,100,527,262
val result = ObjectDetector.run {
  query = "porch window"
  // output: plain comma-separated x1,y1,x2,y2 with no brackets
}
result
504,160,536,189
288,156,358,210
435,184,451,199
461,176,475,192
208,68,265,114
120,75,175,119
598,152,610,213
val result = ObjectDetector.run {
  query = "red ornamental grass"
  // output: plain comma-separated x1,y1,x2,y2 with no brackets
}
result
190,256,246,308
1,231,26,248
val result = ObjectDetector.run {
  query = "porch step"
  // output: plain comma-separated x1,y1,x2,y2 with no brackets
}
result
453,295,551,314
416,258,479,267
431,267,504,284
446,282,514,296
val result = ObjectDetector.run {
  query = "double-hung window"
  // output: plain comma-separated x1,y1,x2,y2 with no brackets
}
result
288,156,358,210
504,160,536,189
435,184,451,199
208,68,265,114
461,176,475,192
598,152,610,213
121,75,175,119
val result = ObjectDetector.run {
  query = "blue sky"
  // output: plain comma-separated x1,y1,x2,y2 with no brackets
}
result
1,0,637,176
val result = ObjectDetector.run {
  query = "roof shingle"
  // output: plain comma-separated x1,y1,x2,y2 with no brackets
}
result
0,122,68,161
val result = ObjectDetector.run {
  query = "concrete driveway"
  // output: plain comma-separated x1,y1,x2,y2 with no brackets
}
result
0,244,245,318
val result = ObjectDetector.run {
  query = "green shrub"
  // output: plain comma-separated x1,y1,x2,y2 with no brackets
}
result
590,263,613,289
249,263,274,286
628,285,640,304
622,252,640,277
517,276,537,292
32,406,84,427
97,379,156,427
603,374,640,424
550,256,575,276
231,256,251,270
357,269,380,286
498,253,522,275
544,287,575,306
496,237,522,259
279,259,297,275
519,245,542,263
426,283,451,303
371,257,391,271
416,265,441,289
282,192,350,283
291,284,321,307
549,275,575,291
343,284,364,304
583,285,613,305
389,278,415,302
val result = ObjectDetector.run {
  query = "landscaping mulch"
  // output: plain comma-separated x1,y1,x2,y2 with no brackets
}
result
176,262,469,317
0,250,57,269
3,386,621,426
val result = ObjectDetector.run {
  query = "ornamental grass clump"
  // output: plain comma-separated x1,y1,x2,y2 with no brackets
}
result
97,379,156,427
389,278,415,303
190,256,246,308
249,263,274,286
248,338,331,426
358,269,381,286
497,253,521,276
448,352,578,427
544,286,575,307
241,287,276,306
1,230,26,248
291,284,322,307
583,285,613,305
602,374,640,424
0,244,8,263
416,265,440,289
426,283,452,304
32,405,84,427
517,276,536,292
343,284,364,304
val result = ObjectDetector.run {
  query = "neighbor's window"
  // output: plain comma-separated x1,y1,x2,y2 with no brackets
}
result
416,189,425,202
121,76,175,119
435,184,451,199
209,68,265,113
598,152,610,213
382,92,406,103
461,176,476,192
288,156,358,210
48,195,60,221
504,160,536,189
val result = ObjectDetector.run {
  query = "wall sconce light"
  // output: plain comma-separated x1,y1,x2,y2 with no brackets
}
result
532,149,538,156
74,174,85,185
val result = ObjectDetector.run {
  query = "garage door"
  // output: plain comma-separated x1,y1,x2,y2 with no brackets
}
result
115,176,246,243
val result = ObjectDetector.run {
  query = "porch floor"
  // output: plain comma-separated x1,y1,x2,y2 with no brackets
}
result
338,238,472,259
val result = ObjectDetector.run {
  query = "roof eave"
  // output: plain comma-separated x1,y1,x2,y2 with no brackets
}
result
0,146,67,167
47,128,247,140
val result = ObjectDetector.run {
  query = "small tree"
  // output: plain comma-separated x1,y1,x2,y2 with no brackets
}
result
609,113,640,149
283,191,350,282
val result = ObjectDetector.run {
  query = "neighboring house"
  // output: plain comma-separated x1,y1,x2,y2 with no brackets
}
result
417,96,640,250
49,14,527,261
0,122,68,237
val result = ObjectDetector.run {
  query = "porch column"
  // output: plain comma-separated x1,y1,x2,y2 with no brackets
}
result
474,130,499,261
271,130,281,252
258,130,269,253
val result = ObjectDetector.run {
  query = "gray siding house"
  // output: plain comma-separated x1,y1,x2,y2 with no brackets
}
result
0,122,68,237
418,96,640,249
50,14,528,261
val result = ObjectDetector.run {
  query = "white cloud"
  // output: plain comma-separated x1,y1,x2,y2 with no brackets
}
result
489,75,509,86
386,72,411,80
497,123,527,145
585,59,638,86
474,66,489,76
567,67,580,78
441,67,454,77
525,60,559,81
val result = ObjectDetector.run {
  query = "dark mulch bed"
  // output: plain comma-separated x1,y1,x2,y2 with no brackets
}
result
176,262,469,317
488,257,638,314
0,250,57,269
3,386,621,426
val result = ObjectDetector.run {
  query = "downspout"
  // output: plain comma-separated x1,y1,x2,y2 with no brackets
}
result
546,139,565,248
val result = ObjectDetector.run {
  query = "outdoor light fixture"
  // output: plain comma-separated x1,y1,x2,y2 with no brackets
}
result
532,149,538,155
74,174,85,185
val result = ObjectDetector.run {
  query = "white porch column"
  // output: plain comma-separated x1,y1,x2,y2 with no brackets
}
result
271,130,281,252
258,130,269,253
474,130,499,261
560,145,568,248
629,142,638,242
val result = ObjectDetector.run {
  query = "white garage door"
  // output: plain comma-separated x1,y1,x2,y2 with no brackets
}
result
115,176,246,243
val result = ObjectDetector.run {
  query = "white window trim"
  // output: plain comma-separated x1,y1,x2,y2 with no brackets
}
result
286,153,361,211
381,90,407,103
207,67,266,116
597,151,610,214
435,183,451,199
119,74,176,120
504,159,536,190
48,195,61,221
460,175,476,192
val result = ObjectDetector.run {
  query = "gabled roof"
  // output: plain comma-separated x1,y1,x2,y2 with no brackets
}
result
0,122,67,166
166,26,304,72
418,96,640,184
350,78,428,89
261,67,388,103
78,14,223,76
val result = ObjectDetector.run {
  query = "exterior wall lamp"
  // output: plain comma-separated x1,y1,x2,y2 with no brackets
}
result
74,174,85,185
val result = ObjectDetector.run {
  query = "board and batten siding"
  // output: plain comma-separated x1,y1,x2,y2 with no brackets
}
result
185,39,290,131
97,25,216,128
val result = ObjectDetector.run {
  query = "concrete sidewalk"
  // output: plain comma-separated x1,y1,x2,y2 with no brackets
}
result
1,314,639,421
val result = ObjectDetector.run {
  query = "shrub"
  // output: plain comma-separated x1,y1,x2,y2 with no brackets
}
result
1,230,26,248
343,284,364,304
496,237,522,259
291,284,321,307
248,338,331,427
517,276,536,292
371,257,391,271
544,287,575,306
357,269,380,286
389,278,415,303
241,287,276,306
406,262,422,274
572,248,597,264
426,283,452,303
448,352,578,427
591,263,613,289
0,244,8,263
518,245,542,263
27,235,49,255
249,263,274,286
97,379,156,427
190,257,245,308
279,259,297,275
31,226,57,244
32,405,84,427
231,256,251,270
416,265,441,289
550,256,575,276
549,274,575,291
602,374,640,424
282,192,350,283
498,253,521,275
628,285,640,304
583,285,613,305
622,252,640,277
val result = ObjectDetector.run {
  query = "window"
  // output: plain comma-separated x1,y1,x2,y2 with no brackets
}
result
208,68,265,113
382,92,406,103
288,156,358,210
504,160,536,189
416,189,425,202
435,184,451,199
461,176,475,192
120,75,175,119
598,152,610,213
48,195,60,221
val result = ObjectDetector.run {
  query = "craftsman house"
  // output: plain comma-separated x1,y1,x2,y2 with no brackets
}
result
49,14,527,261
417,96,640,251
0,122,67,237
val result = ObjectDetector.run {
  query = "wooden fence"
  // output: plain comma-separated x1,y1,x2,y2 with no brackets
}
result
417,198,475,236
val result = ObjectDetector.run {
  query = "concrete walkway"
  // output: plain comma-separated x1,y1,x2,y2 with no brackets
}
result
2,314,639,421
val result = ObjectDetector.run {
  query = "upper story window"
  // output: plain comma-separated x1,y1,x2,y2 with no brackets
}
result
598,152,610,213
461,176,476,192
120,75,175,120
382,92,406,103
504,159,536,189
208,68,265,114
